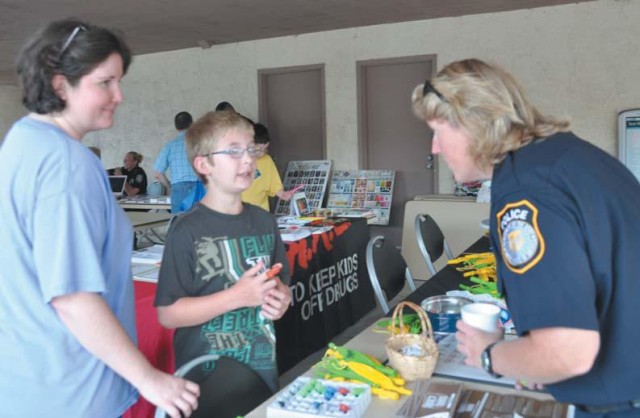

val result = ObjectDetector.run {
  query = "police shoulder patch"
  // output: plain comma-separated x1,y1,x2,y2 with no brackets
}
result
496,199,545,274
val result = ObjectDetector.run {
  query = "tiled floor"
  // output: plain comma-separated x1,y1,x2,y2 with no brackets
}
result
278,280,426,386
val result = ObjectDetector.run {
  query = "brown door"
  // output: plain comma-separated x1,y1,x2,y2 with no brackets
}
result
258,65,326,179
358,56,438,247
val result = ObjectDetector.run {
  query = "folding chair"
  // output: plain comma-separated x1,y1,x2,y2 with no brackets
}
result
414,213,453,277
365,235,417,315
154,354,273,418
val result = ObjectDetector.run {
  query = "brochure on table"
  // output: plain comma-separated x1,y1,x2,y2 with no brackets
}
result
131,263,159,283
275,160,332,216
397,382,570,418
326,170,395,225
131,244,164,264
120,195,171,205
131,245,163,282
276,215,334,242
279,226,313,242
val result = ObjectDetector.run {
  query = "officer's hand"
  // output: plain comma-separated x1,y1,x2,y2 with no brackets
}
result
455,320,502,368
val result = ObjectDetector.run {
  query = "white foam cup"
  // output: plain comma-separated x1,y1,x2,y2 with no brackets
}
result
461,303,501,333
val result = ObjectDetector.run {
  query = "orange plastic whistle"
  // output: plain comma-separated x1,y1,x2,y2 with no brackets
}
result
265,264,282,279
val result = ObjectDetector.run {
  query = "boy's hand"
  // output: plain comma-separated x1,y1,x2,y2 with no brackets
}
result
261,278,292,320
233,262,277,308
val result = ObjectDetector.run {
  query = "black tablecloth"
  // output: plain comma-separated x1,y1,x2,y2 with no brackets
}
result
400,235,491,309
275,219,375,373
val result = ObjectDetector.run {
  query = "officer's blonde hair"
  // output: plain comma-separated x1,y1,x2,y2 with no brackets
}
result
412,58,570,170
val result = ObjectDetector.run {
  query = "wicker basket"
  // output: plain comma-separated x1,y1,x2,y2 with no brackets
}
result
386,301,439,381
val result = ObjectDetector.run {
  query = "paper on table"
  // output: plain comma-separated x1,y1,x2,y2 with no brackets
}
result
279,226,312,242
433,332,516,385
131,263,159,282
333,208,375,219
131,244,164,264
277,216,312,227
310,225,333,234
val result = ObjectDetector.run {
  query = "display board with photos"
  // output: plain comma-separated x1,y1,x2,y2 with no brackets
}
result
326,170,395,225
274,160,332,216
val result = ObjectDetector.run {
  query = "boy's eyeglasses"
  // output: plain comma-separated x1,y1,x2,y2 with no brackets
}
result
422,79,447,102
202,146,262,160
59,25,87,59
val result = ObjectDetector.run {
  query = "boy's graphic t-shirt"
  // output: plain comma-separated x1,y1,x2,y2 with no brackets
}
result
155,203,290,393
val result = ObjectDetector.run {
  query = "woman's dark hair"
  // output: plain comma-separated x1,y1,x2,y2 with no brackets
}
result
253,123,271,145
16,18,132,114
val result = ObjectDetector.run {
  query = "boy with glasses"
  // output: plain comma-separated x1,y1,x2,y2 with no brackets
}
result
155,111,292,398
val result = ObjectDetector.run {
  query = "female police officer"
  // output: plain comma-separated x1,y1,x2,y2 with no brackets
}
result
412,58,640,417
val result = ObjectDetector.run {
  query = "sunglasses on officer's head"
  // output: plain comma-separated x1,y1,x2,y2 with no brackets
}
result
422,79,447,102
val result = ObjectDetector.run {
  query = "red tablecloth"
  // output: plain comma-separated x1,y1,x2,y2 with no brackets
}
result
123,281,175,418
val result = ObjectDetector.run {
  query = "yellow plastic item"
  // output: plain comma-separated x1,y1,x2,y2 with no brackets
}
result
341,360,412,395
371,387,400,400
391,376,406,386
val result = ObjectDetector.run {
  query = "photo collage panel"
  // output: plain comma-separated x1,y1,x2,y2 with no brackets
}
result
326,170,395,225
274,160,332,216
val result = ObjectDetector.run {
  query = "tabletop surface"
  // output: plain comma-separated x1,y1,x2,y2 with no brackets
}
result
245,235,563,418
126,211,172,227
119,195,171,209
247,305,554,418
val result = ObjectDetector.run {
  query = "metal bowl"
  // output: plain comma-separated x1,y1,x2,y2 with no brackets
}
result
421,295,473,333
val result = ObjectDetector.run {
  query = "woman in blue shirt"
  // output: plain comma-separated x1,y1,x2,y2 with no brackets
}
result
0,18,199,417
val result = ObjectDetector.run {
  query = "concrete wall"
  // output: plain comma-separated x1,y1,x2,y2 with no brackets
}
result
1,0,638,192
0,85,24,140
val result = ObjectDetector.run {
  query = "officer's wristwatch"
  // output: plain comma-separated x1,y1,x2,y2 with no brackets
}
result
481,341,503,378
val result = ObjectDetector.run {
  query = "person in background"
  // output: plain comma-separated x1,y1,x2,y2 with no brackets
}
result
411,58,640,417
155,110,291,401
108,151,148,196
215,101,235,111
0,18,199,418
154,111,198,213
241,122,293,211
88,145,102,159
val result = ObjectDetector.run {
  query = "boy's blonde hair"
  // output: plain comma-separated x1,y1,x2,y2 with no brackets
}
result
412,58,570,171
185,110,254,182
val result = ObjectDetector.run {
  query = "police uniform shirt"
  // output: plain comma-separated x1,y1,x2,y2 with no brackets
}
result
489,131,640,406
123,166,148,195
